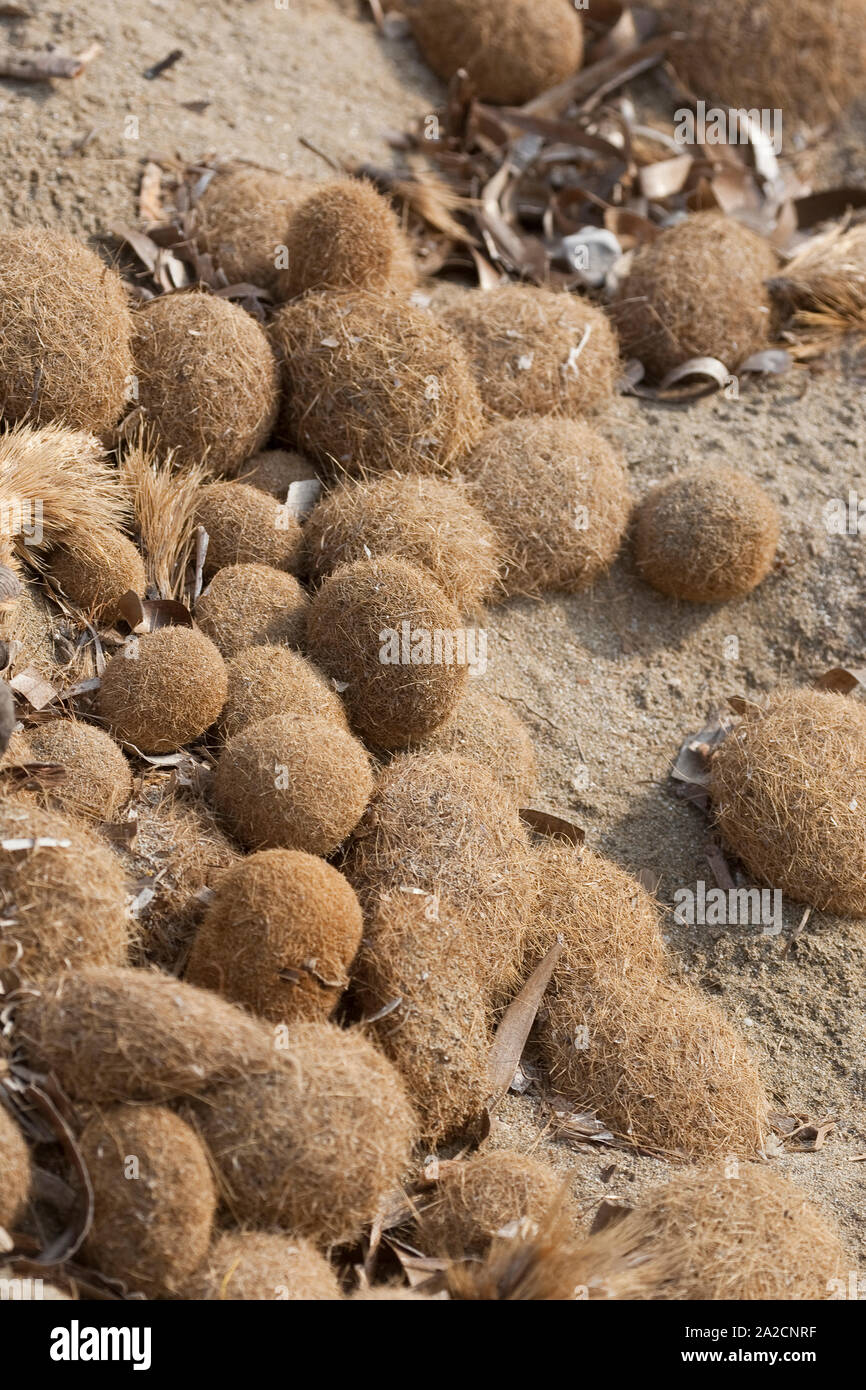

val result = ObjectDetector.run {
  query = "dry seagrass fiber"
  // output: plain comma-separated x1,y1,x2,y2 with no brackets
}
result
195,562,310,659
410,684,538,803
186,848,363,1023
219,644,349,741
284,178,414,298
0,1104,31,1231
132,291,279,476
438,284,618,419
709,686,866,916
195,481,303,578
635,466,780,602
183,1231,340,1301
97,626,227,754
195,164,317,299
270,289,484,476
613,212,778,380
25,718,133,821
49,529,146,626
463,415,631,597
419,1150,563,1257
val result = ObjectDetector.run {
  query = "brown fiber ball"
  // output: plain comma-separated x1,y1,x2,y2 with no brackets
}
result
464,416,631,597
635,467,780,602
196,481,303,578
26,718,133,821
420,1151,562,1257
271,290,483,476
614,213,778,381
709,687,866,916
133,292,279,476
16,964,279,1104
412,685,538,802
212,713,373,855
285,179,413,298
0,800,130,987
648,0,866,131
81,1104,216,1297
0,227,133,435
49,529,146,625
240,448,319,498
304,474,499,612
186,1022,416,1246
219,645,348,741
187,849,363,1023
185,1231,340,1301
195,164,317,299
439,285,617,419
195,563,309,659
305,557,469,750
97,626,227,753
0,1105,31,1231
405,0,584,105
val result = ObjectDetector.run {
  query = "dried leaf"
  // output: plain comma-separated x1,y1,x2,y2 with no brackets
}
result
8,667,58,711
519,808,585,845
813,666,866,694
139,161,164,226
487,939,563,1108
117,590,194,634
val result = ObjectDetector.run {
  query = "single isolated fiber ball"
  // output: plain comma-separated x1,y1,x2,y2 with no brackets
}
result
49,529,146,626
219,645,348,741
463,416,631,596
133,292,279,476
195,164,317,299
81,1104,216,1297
271,289,483,476
195,562,309,659
196,481,303,578
635,466,780,602
420,1151,562,1257
97,627,228,753
412,684,538,803
439,285,618,419
0,800,130,986
185,1022,416,1246
305,557,470,750
212,712,373,854
303,474,499,612
184,1231,340,1301
614,213,777,380
26,718,133,821
284,179,414,298
0,227,133,435
709,687,866,916
186,848,363,1023
241,448,319,498
0,1105,31,1230
405,0,584,105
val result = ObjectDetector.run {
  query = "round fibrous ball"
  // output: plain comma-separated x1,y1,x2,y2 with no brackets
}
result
0,800,130,986
196,480,302,579
133,292,279,476
709,687,866,916
635,467,780,602
271,290,483,476
195,164,317,300
185,1231,340,1301
186,1022,416,1245
421,1152,562,1257
412,685,538,803
241,448,319,498
97,627,227,753
186,849,363,1023
614,213,777,380
285,179,413,298
81,1104,216,1297
648,0,866,130
463,416,631,597
219,644,348,741
212,713,373,854
25,718,132,821
195,563,309,659
49,529,146,625
405,0,584,105
0,1105,30,1231
305,557,469,750
304,474,498,612
0,227,133,435
16,964,279,1104
439,285,617,419
573,1163,847,1301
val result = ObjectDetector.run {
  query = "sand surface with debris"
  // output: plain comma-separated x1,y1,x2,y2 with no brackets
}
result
2,0,864,1270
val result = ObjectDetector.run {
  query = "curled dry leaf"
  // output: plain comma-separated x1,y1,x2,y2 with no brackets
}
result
487,939,563,1109
519,808,585,845
117,590,194,634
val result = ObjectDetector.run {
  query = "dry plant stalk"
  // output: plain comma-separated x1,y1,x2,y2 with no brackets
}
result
120,432,207,599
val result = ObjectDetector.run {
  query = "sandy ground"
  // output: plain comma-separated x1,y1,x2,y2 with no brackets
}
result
2,0,864,1278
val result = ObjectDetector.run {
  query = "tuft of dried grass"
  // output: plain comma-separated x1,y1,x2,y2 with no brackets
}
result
119,431,207,600
446,1206,586,1301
